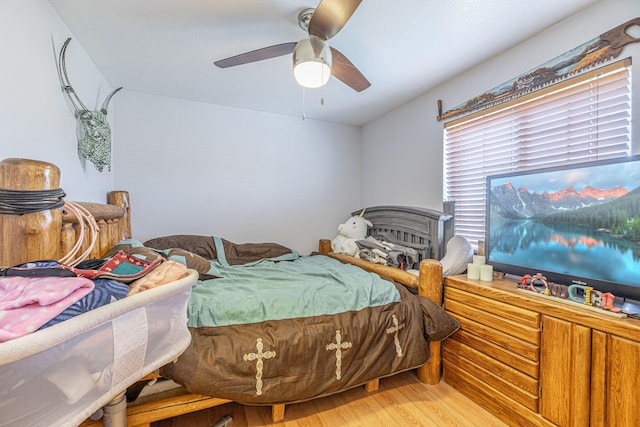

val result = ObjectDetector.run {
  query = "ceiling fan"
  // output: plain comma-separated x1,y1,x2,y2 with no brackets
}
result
214,0,371,92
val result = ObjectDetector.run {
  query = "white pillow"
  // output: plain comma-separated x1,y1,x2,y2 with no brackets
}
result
440,235,474,276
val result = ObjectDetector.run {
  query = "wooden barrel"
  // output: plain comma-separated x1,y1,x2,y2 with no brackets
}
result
0,158,63,266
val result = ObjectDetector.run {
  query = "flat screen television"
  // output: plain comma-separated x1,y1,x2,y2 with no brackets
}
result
485,155,640,315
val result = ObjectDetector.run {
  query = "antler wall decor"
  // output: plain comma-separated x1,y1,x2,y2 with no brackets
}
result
55,37,122,172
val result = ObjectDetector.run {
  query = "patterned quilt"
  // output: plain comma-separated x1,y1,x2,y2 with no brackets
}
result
137,235,458,404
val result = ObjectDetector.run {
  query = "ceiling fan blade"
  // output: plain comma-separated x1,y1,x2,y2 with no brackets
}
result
330,47,370,92
308,0,362,40
214,42,296,68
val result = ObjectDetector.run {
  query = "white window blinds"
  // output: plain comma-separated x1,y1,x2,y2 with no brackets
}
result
443,59,632,248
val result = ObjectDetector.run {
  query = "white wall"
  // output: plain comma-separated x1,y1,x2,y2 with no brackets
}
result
0,0,115,201
362,0,640,210
1,0,362,255
114,91,361,255
8,0,638,255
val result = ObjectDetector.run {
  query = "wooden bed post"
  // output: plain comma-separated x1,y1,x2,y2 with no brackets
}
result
417,259,443,385
272,404,285,422
107,190,132,240
0,158,62,266
319,238,332,254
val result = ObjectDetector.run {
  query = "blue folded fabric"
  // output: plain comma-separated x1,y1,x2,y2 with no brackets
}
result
38,279,129,329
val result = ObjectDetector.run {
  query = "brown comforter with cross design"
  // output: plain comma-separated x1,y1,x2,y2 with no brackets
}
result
145,235,459,405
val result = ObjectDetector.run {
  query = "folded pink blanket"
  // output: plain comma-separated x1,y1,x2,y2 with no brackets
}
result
0,276,95,342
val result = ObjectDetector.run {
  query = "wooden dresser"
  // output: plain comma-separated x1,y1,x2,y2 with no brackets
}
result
443,274,640,427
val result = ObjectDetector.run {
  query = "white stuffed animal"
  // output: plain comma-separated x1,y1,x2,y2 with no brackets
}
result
331,212,373,257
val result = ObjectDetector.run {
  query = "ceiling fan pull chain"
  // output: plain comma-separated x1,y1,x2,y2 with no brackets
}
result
301,87,306,120
321,66,325,106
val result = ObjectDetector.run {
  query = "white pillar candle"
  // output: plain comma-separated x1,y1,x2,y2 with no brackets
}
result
473,255,485,265
480,264,493,281
467,263,481,280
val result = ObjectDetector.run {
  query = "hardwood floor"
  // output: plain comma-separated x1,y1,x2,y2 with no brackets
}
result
151,371,507,427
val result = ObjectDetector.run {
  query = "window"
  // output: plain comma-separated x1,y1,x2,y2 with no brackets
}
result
443,60,632,248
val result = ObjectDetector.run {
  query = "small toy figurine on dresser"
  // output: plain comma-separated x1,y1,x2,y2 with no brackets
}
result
331,209,372,257
518,272,625,316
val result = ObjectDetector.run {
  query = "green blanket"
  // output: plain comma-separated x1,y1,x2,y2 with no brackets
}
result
188,253,401,328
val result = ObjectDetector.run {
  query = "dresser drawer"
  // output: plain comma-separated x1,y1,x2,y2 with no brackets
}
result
443,341,539,411
446,287,540,344
447,309,540,361
445,286,540,329
447,328,539,378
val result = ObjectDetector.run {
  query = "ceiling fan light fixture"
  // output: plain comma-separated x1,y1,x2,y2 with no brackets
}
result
293,35,332,89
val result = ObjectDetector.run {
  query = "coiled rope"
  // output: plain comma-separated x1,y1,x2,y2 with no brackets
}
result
0,188,98,266
0,188,66,214
59,200,99,266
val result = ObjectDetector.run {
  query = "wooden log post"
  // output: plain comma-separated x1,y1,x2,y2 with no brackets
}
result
108,190,131,240
272,404,285,422
417,259,443,385
0,158,62,266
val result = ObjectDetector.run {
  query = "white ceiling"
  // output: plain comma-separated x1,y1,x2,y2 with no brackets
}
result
48,0,598,126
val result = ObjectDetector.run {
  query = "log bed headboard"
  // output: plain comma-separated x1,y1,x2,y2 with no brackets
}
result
0,158,132,267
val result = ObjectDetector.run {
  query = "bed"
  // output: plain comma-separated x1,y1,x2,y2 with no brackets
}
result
1,158,459,426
